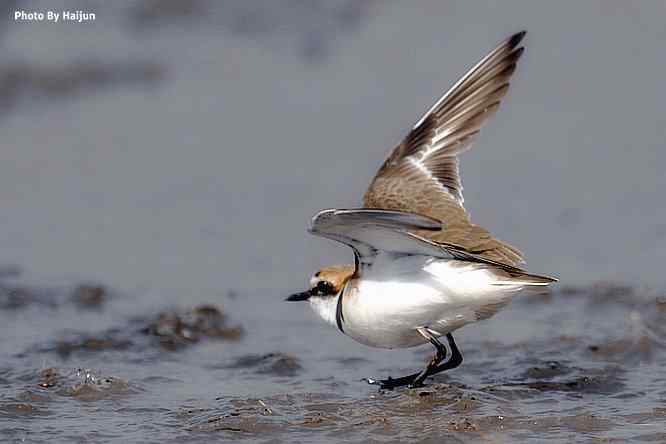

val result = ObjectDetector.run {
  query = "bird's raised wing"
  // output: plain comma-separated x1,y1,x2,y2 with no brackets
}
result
363,31,527,266
309,208,547,278
309,208,455,271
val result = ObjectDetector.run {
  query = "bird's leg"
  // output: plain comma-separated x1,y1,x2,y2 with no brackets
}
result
365,328,450,390
428,333,463,376
408,329,448,388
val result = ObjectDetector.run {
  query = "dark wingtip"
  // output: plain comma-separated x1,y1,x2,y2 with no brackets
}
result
511,46,525,60
509,30,527,48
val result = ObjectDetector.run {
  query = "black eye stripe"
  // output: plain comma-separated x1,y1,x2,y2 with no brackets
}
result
315,281,334,295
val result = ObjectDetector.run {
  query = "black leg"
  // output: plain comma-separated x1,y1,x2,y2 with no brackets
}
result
428,334,463,375
365,333,462,390
408,336,447,388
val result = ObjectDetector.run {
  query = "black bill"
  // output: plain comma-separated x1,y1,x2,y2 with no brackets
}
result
285,290,311,302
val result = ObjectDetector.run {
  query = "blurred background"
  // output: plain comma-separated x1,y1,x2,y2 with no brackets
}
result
1,1,665,441
1,0,664,295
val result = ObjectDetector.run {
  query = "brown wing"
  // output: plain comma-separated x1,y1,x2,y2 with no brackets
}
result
363,31,527,266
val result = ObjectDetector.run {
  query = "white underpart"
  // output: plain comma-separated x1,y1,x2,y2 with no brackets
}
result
309,294,339,327
310,256,524,349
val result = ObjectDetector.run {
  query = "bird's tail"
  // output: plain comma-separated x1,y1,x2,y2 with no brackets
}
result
491,270,558,286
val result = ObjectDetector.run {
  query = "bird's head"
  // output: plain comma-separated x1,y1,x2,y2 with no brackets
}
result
286,265,354,302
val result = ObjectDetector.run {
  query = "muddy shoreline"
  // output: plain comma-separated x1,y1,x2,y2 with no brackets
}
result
2,270,665,442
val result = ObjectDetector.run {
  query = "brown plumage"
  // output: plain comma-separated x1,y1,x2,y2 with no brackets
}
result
363,31,527,267
315,265,355,293
290,32,557,390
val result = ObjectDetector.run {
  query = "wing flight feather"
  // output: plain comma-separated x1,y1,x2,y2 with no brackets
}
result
363,31,528,266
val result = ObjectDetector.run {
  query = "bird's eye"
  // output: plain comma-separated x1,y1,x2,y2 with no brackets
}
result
315,281,333,295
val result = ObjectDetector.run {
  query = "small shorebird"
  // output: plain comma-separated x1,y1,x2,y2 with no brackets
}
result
287,31,556,389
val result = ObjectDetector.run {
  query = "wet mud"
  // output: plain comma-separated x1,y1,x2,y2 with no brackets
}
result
0,273,110,311
35,304,244,358
0,60,165,116
2,271,666,442
220,352,303,377
140,305,244,350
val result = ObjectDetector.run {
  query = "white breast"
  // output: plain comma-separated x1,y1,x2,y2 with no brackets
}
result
334,257,523,349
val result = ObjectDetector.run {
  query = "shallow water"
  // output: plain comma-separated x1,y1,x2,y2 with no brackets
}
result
2,275,666,442
2,1,666,442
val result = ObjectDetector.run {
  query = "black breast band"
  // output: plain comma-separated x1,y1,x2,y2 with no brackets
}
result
335,291,345,333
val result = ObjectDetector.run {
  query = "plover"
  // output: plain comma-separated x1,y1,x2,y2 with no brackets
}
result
287,31,556,389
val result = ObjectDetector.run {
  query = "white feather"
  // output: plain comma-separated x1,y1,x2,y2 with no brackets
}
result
310,256,524,349
309,295,339,328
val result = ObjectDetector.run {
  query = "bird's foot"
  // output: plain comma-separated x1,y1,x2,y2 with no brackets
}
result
408,380,426,389
364,375,418,390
